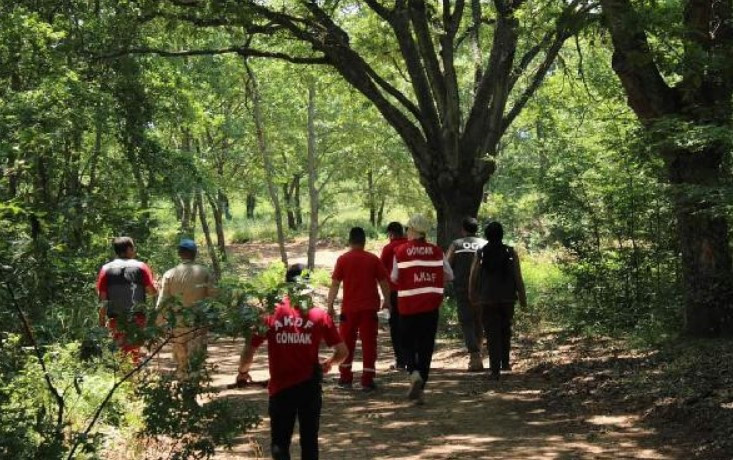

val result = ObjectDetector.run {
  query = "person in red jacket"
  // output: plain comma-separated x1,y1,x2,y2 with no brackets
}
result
391,215,453,404
379,221,408,370
327,227,391,391
237,265,348,460
96,237,157,362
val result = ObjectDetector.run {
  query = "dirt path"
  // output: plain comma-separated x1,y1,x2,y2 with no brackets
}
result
201,241,678,459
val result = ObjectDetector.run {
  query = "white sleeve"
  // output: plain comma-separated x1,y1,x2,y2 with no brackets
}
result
390,256,399,284
443,257,454,282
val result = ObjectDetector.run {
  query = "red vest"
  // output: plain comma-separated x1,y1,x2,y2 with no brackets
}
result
395,239,445,315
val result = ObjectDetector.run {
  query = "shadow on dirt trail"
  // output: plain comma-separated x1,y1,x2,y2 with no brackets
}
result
206,332,679,460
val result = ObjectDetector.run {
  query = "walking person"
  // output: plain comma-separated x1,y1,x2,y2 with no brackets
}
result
391,214,453,404
96,237,158,362
446,217,487,372
236,265,348,460
379,221,408,370
469,222,527,381
326,227,391,391
156,239,216,378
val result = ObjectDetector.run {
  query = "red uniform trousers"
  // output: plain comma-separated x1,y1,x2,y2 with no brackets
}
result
107,312,146,364
338,309,378,386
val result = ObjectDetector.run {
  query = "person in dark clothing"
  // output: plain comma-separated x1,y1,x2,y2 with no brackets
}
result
446,217,487,372
469,222,527,381
237,265,348,460
379,221,408,369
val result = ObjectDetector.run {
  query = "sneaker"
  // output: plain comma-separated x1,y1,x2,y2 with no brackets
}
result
501,363,512,371
407,371,423,400
468,353,484,372
361,382,378,393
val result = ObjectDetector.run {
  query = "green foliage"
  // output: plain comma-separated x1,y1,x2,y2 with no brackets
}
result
487,38,685,337
138,368,259,460
0,336,143,459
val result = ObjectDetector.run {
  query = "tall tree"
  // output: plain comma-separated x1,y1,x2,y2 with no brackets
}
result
129,0,593,245
600,0,733,335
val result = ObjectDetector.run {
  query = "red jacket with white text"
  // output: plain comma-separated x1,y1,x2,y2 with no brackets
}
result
394,239,445,316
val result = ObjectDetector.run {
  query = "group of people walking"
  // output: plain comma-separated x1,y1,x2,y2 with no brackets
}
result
236,214,527,459
94,214,526,460
96,236,215,376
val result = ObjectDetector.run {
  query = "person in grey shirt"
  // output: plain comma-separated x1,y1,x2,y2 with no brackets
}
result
446,217,487,372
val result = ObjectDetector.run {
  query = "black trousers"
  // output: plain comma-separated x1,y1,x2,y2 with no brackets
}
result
481,302,515,373
400,309,439,386
388,291,406,367
268,377,322,460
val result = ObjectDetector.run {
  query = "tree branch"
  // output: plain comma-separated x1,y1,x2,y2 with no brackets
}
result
65,328,192,460
364,67,422,119
408,0,448,115
502,1,591,132
599,0,678,121
363,0,393,20
96,46,328,64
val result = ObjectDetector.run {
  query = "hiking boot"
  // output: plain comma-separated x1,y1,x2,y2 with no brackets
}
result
414,390,425,406
468,353,484,372
407,371,423,400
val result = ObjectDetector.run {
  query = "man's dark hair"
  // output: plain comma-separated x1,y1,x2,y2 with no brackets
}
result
484,222,504,244
286,264,305,283
386,221,404,237
178,248,197,260
112,237,135,257
462,217,479,235
349,227,367,246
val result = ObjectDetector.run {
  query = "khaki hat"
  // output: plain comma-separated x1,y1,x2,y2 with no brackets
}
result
406,214,431,234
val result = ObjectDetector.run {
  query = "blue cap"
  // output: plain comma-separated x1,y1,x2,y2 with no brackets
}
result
178,239,197,251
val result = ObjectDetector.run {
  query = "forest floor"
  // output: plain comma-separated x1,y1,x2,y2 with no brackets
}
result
157,240,732,459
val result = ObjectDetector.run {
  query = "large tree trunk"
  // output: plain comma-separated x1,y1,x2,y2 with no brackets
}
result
425,173,486,248
306,80,319,270
666,147,733,335
245,62,288,266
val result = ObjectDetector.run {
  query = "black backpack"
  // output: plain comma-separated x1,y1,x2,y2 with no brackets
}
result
478,244,514,278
